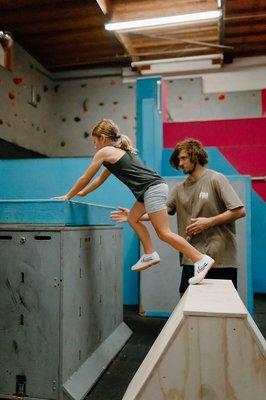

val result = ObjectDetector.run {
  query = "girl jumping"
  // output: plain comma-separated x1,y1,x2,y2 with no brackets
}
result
54,119,214,282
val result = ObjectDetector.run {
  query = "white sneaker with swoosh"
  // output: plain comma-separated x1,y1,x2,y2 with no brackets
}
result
131,251,160,272
188,255,215,285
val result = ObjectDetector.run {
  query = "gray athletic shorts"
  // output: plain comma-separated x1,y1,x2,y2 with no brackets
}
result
143,182,169,214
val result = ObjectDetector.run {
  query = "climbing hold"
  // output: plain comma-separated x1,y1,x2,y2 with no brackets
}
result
13,77,23,85
83,98,89,112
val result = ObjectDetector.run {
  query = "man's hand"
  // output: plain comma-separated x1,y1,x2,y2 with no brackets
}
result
186,217,212,235
110,207,130,223
53,195,69,201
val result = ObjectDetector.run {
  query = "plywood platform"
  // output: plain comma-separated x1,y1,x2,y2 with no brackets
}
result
123,279,266,400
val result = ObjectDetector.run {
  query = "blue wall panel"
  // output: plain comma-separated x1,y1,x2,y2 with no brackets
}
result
0,157,139,304
136,77,163,174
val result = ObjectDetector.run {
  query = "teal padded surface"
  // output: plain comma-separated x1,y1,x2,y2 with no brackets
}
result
0,200,115,226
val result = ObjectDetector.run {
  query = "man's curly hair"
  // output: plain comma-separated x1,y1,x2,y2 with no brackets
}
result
170,138,208,170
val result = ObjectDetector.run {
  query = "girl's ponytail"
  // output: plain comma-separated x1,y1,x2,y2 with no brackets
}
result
118,134,137,154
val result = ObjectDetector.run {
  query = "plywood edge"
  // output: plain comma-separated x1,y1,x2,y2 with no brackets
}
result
122,293,188,400
63,322,132,400
183,279,248,318
245,314,266,357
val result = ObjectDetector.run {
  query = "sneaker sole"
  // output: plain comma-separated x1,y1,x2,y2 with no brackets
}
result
131,259,160,272
189,259,215,285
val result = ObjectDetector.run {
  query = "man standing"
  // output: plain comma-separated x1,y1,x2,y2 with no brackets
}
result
167,138,245,293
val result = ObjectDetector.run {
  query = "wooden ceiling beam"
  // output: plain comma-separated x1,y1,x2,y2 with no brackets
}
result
224,13,266,22
130,31,219,47
0,0,63,10
126,47,217,58
16,34,122,52
114,32,138,62
28,42,123,57
0,16,106,35
232,48,266,58
41,53,129,67
0,3,99,25
226,34,266,45
96,0,112,16
16,28,115,45
133,42,220,55
110,0,218,21
225,22,266,34
225,0,266,14
127,21,218,36
95,0,136,62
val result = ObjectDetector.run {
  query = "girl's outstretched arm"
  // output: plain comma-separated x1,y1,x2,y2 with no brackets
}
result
53,149,107,200
110,205,174,222
77,168,111,196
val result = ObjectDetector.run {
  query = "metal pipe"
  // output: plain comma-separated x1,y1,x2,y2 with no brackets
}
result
251,176,266,182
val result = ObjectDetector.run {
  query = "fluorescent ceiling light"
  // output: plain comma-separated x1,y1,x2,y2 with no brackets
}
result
105,10,221,31
131,54,223,67
139,60,222,75
131,54,223,76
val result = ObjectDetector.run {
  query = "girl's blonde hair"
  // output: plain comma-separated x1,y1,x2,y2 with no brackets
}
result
91,119,137,154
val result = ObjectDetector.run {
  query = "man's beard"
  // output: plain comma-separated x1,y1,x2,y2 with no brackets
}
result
182,162,196,175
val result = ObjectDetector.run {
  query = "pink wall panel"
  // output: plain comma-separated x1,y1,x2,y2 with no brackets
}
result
163,118,266,200
163,118,266,148
262,89,266,117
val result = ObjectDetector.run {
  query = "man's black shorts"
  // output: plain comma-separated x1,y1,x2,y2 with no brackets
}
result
179,265,238,294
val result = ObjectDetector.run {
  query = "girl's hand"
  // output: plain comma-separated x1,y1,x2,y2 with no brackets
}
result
110,207,130,223
53,195,69,201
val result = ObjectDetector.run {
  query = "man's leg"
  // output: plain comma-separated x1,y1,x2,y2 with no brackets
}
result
179,265,194,296
206,267,238,290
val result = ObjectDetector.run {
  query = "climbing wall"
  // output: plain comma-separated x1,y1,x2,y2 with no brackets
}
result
0,42,136,157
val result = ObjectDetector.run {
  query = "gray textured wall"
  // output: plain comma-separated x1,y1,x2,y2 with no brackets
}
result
0,42,263,157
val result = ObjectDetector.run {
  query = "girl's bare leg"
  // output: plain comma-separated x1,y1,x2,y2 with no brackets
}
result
149,208,203,263
128,201,155,254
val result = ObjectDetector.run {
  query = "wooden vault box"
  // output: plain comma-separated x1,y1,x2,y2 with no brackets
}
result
123,279,266,400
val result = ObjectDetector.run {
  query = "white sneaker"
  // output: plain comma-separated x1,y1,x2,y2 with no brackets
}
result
131,251,160,272
189,255,215,285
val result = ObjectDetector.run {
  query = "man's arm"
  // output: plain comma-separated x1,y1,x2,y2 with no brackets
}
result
186,206,246,236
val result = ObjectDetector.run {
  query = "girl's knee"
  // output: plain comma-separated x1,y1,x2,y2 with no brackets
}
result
157,229,171,242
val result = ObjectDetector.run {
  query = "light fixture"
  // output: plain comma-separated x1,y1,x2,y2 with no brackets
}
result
105,10,221,31
131,54,223,75
132,54,223,67
0,31,13,50
0,31,12,41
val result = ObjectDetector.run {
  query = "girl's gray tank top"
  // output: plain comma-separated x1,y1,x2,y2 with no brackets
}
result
103,152,164,202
